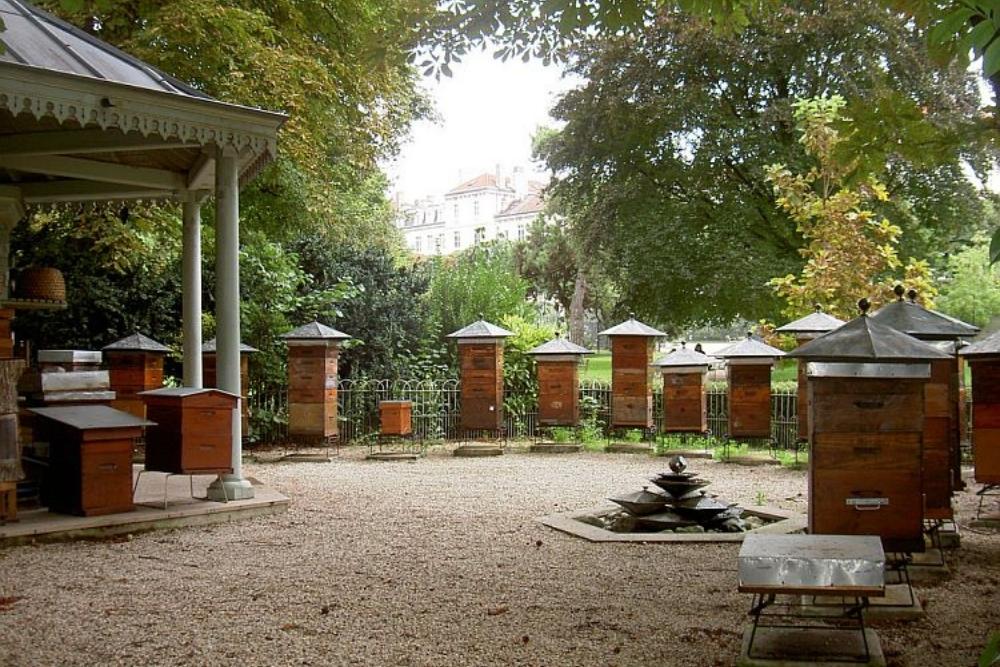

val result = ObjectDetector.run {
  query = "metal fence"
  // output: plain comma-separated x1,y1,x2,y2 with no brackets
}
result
248,378,801,447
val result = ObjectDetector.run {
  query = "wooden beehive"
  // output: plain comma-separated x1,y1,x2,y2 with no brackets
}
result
922,357,955,519
653,344,711,434
791,304,952,553
380,400,413,436
103,333,169,419
610,336,654,428
808,373,926,552
529,336,591,427
448,319,512,433
962,332,1000,485
202,338,255,436
30,405,151,516
281,321,351,443
0,308,14,360
140,388,237,474
716,334,784,441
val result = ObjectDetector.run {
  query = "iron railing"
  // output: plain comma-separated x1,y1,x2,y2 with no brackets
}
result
249,378,802,448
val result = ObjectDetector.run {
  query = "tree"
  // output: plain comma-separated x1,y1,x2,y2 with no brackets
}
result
533,0,990,326
766,95,936,320
936,234,1000,328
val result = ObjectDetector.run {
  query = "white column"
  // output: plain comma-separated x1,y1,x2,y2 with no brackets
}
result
181,192,204,388
206,147,254,501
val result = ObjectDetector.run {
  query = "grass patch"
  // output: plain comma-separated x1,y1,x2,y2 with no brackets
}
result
581,351,611,382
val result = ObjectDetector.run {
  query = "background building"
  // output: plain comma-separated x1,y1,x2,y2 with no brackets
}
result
396,167,544,255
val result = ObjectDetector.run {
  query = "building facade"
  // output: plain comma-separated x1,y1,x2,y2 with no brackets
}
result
396,168,544,255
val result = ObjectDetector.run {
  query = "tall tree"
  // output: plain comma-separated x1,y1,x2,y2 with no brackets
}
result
534,0,992,326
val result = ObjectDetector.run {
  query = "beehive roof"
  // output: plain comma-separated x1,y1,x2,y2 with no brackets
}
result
281,321,351,341
869,296,979,340
789,314,951,361
714,333,785,359
527,336,592,356
102,332,170,353
651,344,713,367
775,307,845,335
202,338,258,353
598,317,666,337
446,319,513,338
959,329,1000,358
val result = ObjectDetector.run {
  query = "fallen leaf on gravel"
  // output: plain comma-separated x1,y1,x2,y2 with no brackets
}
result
487,606,509,616
0,596,24,611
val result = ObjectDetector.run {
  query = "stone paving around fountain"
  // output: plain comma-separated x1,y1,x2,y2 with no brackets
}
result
0,448,996,666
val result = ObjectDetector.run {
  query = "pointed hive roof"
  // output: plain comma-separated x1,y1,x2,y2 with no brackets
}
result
715,333,785,359
281,321,351,341
527,336,592,356
788,311,951,361
775,306,846,335
446,319,513,339
869,288,979,340
599,316,666,337
651,343,713,367
959,329,1000,358
102,332,170,353
202,338,258,353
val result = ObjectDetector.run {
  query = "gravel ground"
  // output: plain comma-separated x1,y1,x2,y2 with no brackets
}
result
0,448,997,666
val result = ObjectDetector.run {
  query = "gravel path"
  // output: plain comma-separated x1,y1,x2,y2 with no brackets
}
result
0,449,997,666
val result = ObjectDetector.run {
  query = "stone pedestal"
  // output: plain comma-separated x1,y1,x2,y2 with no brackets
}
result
0,359,25,522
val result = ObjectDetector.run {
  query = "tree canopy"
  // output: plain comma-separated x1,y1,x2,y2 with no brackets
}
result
533,0,995,326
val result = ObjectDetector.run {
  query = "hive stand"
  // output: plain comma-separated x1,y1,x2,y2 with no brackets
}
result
102,332,169,419
716,333,784,455
447,318,513,457
527,335,592,453
280,321,351,462
599,315,665,453
960,330,1000,522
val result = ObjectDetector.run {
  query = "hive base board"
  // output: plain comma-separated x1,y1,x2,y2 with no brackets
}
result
723,456,782,467
366,452,419,462
529,442,581,454
655,448,713,459
606,442,652,454
736,626,885,667
280,453,332,463
905,550,950,583
453,444,503,457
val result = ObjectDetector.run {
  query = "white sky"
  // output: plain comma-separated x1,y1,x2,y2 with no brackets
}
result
385,49,579,201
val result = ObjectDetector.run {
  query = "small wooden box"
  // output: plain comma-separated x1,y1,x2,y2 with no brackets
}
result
30,405,152,516
140,388,236,475
662,371,707,433
380,400,413,436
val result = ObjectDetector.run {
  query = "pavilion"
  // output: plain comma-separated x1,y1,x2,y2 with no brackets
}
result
0,0,287,500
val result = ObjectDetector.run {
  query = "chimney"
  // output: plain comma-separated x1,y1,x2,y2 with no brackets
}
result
513,166,527,196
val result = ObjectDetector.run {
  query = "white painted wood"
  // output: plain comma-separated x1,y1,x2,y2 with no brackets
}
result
0,154,185,190
182,193,204,388
19,180,171,203
0,128,197,156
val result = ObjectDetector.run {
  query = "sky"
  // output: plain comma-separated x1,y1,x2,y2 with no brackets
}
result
385,49,580,202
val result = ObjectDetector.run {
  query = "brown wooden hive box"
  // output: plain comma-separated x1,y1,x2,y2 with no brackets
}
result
728,364,772,439
459,343,504,430
380,400,413,436
537,360,578,426
970,360,1000,484
808,377,925,553
610,337,653,428
140,388,236,475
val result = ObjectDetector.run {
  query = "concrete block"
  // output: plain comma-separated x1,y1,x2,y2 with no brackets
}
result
736,625,885,667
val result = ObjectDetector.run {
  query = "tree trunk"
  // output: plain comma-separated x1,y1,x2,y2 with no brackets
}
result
569,268,587,344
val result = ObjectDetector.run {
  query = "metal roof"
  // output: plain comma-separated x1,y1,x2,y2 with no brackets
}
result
651,344,713,368
138,387,239,399
28,404,153,429
527,336,592,356
281,321,352,341
0,0,211,100
598,317,666,337
446,319,513,339
102,332,170,353
788,314,951,361
959,329,1000,358
202,338,258,354
775,306,845,335
714,333,785,359
869,296,979,340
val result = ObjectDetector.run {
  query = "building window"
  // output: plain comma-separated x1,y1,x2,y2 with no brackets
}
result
454,231,461,248
435,236,443,253
474,227,485,244
517,224,526,241
453,203,459,220
415,236,422,252
473,200,480,217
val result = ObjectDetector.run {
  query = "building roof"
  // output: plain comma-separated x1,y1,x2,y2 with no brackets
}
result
598,317,666,337
959,329,1000,358
651,344,712,368
497,193,543,218
446,173,514,196
446,319,513,339
202,338,258,353
102,332,170,353
714,333,785,359
0,0,211,99
775,307,845,335
281,321,352,341
527,336,592,356
869,296,979,340
788,313,951,361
